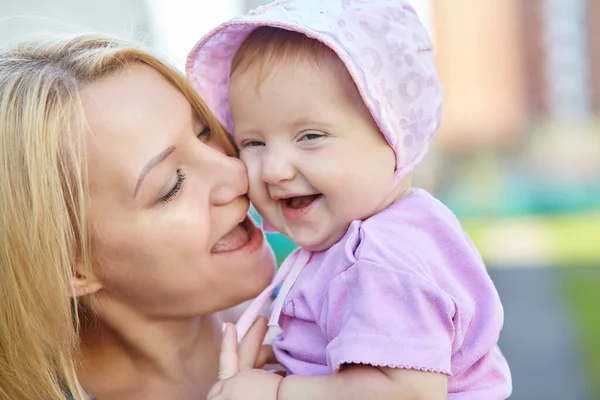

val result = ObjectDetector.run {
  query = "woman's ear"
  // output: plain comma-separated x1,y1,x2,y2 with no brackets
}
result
71,264,103,297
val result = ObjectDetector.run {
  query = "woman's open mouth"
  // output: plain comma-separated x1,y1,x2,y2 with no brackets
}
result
211,217,255,254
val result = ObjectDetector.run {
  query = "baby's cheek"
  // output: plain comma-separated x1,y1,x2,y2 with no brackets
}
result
247,179,266,205
244,171,271,213
237,150,253,166
239,154,261,180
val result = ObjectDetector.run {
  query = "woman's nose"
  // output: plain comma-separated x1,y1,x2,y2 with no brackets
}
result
261,150,296,184
206,148,248,206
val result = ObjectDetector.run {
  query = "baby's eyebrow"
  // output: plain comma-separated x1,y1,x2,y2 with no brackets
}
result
233,126,263,138
288,116,333,130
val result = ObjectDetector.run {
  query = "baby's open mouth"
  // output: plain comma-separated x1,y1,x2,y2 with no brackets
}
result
283,194,322,209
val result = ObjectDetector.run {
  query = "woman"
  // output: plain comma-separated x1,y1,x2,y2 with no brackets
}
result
0,33,275,400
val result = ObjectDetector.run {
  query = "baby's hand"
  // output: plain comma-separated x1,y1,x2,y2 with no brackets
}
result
207,320,283,400
207,368,282,400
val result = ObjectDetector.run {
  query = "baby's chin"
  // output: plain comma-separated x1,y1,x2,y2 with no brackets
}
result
289,228,348,253
261,211,351,252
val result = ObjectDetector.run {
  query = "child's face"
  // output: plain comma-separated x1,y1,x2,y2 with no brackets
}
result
229,56,397,251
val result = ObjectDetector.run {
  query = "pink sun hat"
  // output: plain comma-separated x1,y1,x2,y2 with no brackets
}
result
186,0,443,182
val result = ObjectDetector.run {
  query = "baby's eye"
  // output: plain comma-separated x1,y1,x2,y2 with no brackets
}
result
241,140,265,148
299,133,323,141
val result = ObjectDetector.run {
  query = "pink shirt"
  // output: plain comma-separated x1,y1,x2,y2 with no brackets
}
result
272,189,511,399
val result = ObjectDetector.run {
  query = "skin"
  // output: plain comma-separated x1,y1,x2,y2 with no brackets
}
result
210,323,448,400
229,55,409,252
215,56,447,399
72,63,275,400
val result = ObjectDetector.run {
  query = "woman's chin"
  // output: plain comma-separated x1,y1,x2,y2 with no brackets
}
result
237,241,276,303
249,241,276,296
212,224,276,313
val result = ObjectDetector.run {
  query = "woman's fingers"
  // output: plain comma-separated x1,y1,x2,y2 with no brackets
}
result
218,322,240,380
238,316,268,371
218,317,273,383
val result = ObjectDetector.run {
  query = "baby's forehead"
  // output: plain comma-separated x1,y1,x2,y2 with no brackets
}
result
228,59,376,143
229,57,363,127
229,31,359,102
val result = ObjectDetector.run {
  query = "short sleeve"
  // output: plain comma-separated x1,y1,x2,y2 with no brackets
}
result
322,259,455,375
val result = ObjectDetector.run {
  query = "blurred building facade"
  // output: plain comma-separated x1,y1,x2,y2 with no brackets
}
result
433,0,600,150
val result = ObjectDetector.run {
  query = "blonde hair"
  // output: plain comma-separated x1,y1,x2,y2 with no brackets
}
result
0,33,233,400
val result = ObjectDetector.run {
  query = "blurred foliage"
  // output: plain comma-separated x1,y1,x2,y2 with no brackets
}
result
563,270,600,398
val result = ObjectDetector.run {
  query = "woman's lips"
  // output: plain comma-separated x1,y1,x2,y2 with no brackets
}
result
211,220,251,253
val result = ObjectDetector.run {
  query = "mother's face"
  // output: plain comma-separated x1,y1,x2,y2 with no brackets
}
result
79,63,274,317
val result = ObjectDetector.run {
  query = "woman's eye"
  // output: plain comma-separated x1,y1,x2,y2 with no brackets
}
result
197,126,211,141
158,170,186,203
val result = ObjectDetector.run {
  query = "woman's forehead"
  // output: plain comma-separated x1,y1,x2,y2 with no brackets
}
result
81,64,190,127
81,64,193,191
81,65,195,148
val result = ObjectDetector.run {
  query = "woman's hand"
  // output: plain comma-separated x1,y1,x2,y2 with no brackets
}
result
207,318,283,400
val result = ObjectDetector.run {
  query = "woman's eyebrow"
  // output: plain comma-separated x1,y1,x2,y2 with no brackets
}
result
133,146,176,198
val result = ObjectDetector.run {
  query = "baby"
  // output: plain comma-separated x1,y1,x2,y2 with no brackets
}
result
187,0,512,398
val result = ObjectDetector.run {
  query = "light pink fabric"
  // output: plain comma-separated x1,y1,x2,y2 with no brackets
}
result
234,246,310,341
186,0,443,183
255,189,512,398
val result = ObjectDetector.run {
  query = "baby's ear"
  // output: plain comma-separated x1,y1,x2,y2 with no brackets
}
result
70,263,103,297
